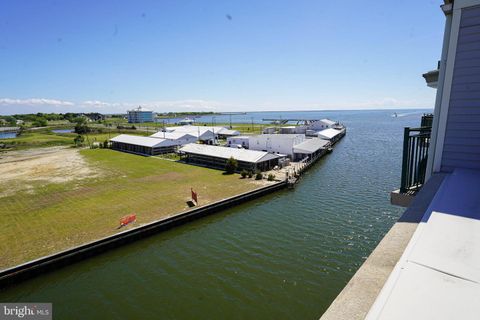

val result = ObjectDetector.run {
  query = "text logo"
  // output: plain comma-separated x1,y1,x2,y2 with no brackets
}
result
0,304,51,320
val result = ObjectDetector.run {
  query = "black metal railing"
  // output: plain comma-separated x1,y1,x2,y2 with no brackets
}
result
421,113,433,127
400,127,431,193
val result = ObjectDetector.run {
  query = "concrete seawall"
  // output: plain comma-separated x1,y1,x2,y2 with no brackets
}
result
0,181,287,287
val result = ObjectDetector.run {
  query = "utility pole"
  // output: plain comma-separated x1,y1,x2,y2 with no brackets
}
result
212,116,216,145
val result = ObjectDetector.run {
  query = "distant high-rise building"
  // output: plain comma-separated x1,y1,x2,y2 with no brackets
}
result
127,106,154,123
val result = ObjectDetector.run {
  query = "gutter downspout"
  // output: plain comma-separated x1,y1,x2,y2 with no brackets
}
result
425,2,454,180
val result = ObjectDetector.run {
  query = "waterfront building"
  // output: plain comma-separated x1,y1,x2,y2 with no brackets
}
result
179,143,283,172
307,119,337,130
150,131,198,145
292,138,331,161
316,128,346,143
263,127,276,134
164,126,216,143
110,134,177,155
249,134,305,158
127,106,154,123
164,125,240,141
321,1,480,319
178,118,195,125
234,134,331,161
226,136,250,149
279,126,307,134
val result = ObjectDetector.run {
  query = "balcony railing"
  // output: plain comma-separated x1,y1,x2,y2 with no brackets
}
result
421,113,433,127
400,126,431,193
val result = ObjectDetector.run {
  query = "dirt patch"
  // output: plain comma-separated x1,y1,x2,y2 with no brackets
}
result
0,147,101,197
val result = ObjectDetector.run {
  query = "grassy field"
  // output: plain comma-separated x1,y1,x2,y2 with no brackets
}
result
0,149,263,270
0,130,149,151
0,132,74,150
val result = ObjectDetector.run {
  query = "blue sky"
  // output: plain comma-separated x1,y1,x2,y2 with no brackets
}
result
0,0,444,114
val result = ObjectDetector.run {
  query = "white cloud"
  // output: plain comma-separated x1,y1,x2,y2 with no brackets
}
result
81,100,112,108
0,98,74,107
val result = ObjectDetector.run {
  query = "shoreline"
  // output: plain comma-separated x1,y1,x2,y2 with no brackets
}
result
0,181,287,287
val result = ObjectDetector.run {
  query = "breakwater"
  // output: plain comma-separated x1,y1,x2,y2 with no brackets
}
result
0,181,286,286
0,110,423,320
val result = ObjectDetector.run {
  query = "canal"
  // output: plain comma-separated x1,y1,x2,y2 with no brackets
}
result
0,110,425,319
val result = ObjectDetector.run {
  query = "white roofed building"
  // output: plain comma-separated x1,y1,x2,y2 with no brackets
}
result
249,134,305,158
227,136,250,149
164,126,216,142
110,134,177,155
293,138,331,161
150,131,197,145
316,128,346,143
307,119,338,131
163,125,239,141
179,144,283,172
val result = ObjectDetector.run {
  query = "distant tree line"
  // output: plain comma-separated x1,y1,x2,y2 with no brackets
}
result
0,112,106,127
156,112,217,118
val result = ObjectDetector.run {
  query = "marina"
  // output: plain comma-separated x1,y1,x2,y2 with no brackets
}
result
0,109,422,319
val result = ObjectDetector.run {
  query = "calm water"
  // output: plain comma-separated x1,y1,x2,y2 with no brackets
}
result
0,109,429,320
0,132,17,139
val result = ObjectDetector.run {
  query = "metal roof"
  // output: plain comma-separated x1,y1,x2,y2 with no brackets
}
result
110,134,175,147
317,128,342,139
179,143,280,163
166,125,238,135
218,129,240,136
149,131,196,140
293,138,330,154
164,126,215,139
252,134,304,140
320,119,337,125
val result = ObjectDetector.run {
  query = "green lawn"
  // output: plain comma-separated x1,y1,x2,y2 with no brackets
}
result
0,149,261,270
0,130,149,151
0,132,74,150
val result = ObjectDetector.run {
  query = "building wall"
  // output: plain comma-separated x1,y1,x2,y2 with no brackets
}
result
227,137,249,148
249,135,305,157
128,111,154,123
441,4,480,172
308,120,335,131
175,136,198,145
183,153,278,172
111,142,175,155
